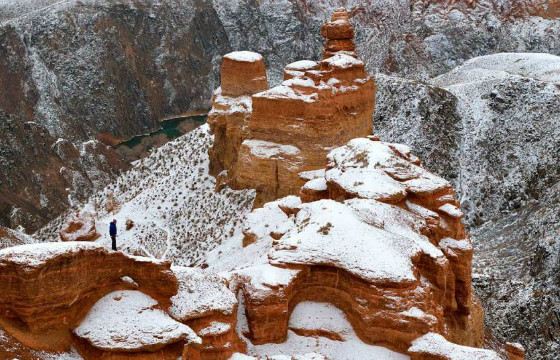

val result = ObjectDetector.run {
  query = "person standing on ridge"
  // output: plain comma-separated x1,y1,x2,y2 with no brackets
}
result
109,219,117,251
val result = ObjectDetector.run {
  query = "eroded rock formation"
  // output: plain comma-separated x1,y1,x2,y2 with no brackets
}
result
0,242,177,353
170,266,246,360
0,6,539,360
208,8,375,206
74,290,201,360
232,137,483,352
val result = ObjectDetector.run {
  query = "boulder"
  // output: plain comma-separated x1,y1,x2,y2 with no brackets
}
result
59,211,100,242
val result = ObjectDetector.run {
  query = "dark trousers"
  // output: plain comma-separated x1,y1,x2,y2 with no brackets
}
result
111,235,117,251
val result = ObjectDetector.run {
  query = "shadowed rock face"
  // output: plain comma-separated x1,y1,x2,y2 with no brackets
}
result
374,53,560,359
0,110,128,232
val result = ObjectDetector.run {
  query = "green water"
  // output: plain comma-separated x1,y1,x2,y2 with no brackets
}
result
119,114,207,150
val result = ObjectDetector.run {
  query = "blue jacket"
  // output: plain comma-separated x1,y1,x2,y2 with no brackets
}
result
109,222,117,236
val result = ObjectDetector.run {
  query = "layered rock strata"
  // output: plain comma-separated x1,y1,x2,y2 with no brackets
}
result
208,9,375,206
227,136,520,358
320,8,356,58
0,242,177,352
170,266,246,360
0,242,251,360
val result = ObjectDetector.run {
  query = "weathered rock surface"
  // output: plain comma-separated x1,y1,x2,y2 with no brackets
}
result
59,211,100,242
374,74,462,183
170,266,246,360
221,52,268,97
408,332,502,359
74,290,200,359
209,9,375,206
232,137,489,354
0,242,177,353
374,52,560,358
0,243,251,360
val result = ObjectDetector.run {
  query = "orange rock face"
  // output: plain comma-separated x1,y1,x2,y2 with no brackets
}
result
0,242,177,352
320,8,356,58
206,51,262,180
220,51,268,97
208,8,375,206
169,267,246,360
230,136,502,356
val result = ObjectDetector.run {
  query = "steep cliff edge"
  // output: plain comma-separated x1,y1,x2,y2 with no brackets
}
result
374,52,560,359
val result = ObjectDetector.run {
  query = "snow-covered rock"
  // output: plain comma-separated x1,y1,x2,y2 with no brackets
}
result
169,266,237,321
74,290,200,352
408,332,501,360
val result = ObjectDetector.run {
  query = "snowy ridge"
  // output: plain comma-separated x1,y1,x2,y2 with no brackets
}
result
0,241,103,267
39,125,256,266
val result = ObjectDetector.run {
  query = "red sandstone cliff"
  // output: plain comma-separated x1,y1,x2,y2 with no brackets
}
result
208,8,375,207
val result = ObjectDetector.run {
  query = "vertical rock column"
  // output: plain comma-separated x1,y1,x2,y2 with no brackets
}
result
208,9,375,207
207,51,268,179
320,8,356,58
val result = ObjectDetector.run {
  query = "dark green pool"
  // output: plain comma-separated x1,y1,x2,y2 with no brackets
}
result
116,114,207,160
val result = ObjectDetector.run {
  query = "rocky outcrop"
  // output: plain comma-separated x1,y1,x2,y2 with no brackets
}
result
0,242,177,352
0,242,253,360
170,266,246,360
209,9,375,206
232,137,489,354
74,290,201,359
59,211,100,242
207,52,263,180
